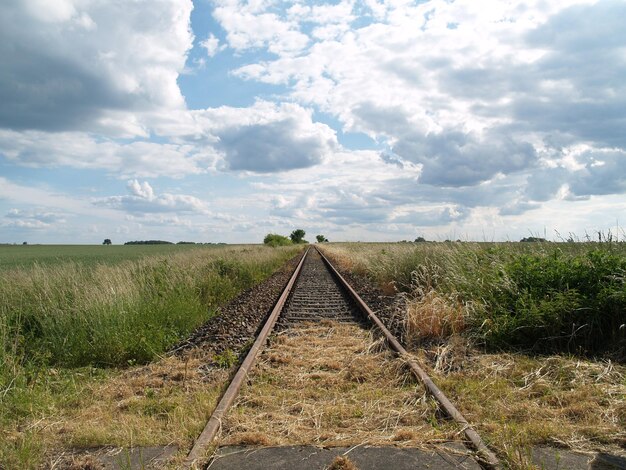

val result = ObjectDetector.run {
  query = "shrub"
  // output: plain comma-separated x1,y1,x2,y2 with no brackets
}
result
263,234,292,247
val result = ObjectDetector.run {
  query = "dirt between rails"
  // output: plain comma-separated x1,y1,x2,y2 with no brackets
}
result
172,249,307,360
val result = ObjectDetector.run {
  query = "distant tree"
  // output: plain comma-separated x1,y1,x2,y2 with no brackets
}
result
520,237,547,243
414,236,427,243
22,241,28,245
263,233,292,247
315,235,329,243
103,239,112,245
290,229,307,244
124,240,173,245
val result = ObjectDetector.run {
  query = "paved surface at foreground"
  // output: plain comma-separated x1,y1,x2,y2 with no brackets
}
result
208,445,481,470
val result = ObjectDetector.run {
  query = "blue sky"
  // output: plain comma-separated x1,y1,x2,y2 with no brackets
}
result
0,0,625,244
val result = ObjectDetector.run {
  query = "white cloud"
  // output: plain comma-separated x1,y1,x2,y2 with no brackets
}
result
2,0,625,243
93,180,211,215
0,130,215,178
213,0,309,55
0,0,193,136
200,33,223,57
0,100,338,175
199,101,338,172
2,208,68,229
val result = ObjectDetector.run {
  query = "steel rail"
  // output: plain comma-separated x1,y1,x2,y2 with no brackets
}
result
184,247,310,469
316,247,500,468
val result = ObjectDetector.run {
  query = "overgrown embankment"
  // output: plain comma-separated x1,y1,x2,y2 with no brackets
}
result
321,242,626,467
323,242,626,355
0,244,301,467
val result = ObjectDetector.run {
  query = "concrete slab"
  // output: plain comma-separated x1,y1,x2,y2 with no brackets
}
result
207,444,481,470
531,447,626,470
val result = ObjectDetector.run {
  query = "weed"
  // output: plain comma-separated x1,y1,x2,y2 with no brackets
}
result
213,349,238,368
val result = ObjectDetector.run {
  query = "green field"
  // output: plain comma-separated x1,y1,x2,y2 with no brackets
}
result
0,243,226,268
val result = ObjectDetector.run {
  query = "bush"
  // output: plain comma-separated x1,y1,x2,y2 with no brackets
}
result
482,249,626,353
263,234,292,247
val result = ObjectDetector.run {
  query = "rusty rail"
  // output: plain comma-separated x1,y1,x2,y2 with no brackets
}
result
316,247,500,468
184,248,310,469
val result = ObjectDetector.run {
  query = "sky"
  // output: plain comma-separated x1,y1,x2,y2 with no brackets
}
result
0,0,625,244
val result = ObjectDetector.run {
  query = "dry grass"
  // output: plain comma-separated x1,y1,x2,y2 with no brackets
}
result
220,321,460,448
405,291,466,342
1,244,302,468
26,350,231,468
422,344,626,468
327,455,359,470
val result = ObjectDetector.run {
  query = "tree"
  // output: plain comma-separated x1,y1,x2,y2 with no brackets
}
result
414,236,427,243
520,236,547,243
316,235,328,243
263,233,292,247
290,229,306,244
103,239,112,245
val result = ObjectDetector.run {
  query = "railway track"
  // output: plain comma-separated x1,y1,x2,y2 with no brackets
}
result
185,247,499,469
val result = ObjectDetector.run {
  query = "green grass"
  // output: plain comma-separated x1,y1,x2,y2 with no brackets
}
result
0,244,302,468
0,243,226,269
323,241,626,355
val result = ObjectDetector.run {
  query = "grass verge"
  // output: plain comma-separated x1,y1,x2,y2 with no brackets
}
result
321,242,626,468
0,244,302,468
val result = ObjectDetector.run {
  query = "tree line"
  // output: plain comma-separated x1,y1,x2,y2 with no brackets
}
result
263,229,328,247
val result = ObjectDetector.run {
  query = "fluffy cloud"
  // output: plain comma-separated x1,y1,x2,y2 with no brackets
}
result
0,0,193,135
0,130,211,177
230,0,625,201
2,0,625,242
0,101,337,175
200,33,223,57
94,180,211,215
2,208,67,229
212,0,309,55
187,101,338,172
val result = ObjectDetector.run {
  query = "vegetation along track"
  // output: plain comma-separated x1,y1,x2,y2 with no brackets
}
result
185,247,499,469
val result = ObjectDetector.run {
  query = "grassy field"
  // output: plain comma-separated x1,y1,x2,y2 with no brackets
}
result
322,241,626,468
0,243,302,468
0,243,225,268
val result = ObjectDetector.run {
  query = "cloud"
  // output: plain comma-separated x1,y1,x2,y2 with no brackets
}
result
0,130,215,177
213,0,309,55
94,180,211,215
0,0,193,135
2,208,67,229
192,101,338,172
392,128,537,187
200,33,223,57
0,101,336,175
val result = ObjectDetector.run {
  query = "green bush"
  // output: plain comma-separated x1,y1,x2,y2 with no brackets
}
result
482,249,626,353
263,233,293,247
